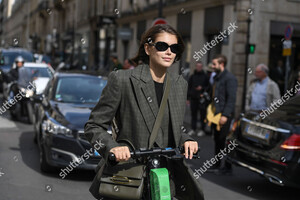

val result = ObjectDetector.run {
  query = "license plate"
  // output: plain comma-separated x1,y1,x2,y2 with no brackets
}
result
244,125,270,141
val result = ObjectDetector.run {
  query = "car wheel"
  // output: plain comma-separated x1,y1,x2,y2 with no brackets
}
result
33,122,38,144
39,146,54,173
10,103,21,121
33,117,40,144
27,102,34,124
33,134,37,144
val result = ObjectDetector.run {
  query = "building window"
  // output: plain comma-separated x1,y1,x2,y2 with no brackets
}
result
177,11,192,73
137,20,146,41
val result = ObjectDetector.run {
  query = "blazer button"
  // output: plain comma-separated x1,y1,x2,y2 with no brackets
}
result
181,125,186,133
214,97,219,103
147,97,152,103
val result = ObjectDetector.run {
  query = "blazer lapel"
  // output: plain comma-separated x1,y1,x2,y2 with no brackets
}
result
141,82,159,118
130,65,159,135
167,74,181,146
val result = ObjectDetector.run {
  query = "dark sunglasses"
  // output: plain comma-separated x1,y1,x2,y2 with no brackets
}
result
149,41,180,54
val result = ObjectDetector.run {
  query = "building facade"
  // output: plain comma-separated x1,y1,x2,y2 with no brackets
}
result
115,0,300,115
0,0,119,69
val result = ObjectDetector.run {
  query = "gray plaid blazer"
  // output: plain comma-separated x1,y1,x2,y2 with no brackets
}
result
84,64,196,199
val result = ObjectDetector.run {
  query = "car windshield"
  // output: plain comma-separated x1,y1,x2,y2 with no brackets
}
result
18,67,53,87
54,76,107,104
25,67,53,78
1,51,35,66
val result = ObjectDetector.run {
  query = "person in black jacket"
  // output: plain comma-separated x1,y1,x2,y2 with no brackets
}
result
6,56,25,101
210,55,237,174
7,56,24,82
187,61,209,136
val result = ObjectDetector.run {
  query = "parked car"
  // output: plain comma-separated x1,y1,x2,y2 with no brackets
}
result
227,95,300,188
5,62,54,123
33,71,108,172
0,48,35,92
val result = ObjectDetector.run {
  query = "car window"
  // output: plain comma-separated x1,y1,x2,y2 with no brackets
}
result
53,76,107,104
276,95,300,114
268,95,300,125
25,67,53,78
17,67,53,86
42,56,51,64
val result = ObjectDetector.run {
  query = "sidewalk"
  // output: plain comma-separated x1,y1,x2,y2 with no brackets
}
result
183,104,207,133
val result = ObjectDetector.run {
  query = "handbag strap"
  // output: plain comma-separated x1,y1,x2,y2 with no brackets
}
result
148,74,171,148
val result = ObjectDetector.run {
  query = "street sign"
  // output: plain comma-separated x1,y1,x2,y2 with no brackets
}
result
152,18,167,26
283,40,292,56
284,25,293,40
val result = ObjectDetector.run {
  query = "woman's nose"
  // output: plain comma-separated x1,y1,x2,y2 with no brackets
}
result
165,47,172,54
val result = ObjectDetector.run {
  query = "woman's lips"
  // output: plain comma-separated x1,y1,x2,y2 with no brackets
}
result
162,57,172,62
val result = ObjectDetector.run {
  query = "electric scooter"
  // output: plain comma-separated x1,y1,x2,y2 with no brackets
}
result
109,146,200,200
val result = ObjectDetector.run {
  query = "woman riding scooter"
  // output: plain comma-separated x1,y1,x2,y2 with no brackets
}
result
85,24,204,200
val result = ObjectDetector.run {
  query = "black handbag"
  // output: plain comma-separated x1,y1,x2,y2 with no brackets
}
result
98,74,171,199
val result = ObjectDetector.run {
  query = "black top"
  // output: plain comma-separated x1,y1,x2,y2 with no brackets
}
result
154,81,164,106
187,70,209,100
154,80,175,147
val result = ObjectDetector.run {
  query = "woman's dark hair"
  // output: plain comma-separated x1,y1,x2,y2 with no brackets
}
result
132,24,185,65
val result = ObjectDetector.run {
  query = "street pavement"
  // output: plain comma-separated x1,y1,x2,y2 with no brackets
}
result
0,96,299,200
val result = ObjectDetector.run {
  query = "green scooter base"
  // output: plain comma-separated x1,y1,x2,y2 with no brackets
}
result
150,168,171,200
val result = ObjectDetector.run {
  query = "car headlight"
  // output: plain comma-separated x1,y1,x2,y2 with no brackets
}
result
25,89,34,98
42,119,73,137
20,87,34,98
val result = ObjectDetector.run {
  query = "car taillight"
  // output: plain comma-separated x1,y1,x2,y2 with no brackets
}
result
280,134,300,150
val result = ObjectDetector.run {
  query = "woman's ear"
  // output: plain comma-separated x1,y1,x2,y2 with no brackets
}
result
144,43,150,56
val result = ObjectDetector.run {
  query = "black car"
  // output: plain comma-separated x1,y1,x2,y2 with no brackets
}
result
227,95,300,188
33,71,108,172
0,48,35,91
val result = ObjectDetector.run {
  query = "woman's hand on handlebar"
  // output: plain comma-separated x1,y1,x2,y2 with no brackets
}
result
184,141,198,159
109,146,131,162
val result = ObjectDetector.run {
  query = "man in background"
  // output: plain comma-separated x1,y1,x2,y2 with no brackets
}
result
246,64,280,112
209,55,237,174
187,61,209,137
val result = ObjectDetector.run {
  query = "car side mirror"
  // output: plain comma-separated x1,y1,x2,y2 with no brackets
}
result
32,94,43,103
239,113,244,118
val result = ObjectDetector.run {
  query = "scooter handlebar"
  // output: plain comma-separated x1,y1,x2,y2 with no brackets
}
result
108,146,200,161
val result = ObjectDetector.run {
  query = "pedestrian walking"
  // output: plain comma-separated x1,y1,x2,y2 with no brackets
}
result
207,55,237,174
187,61,209,136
